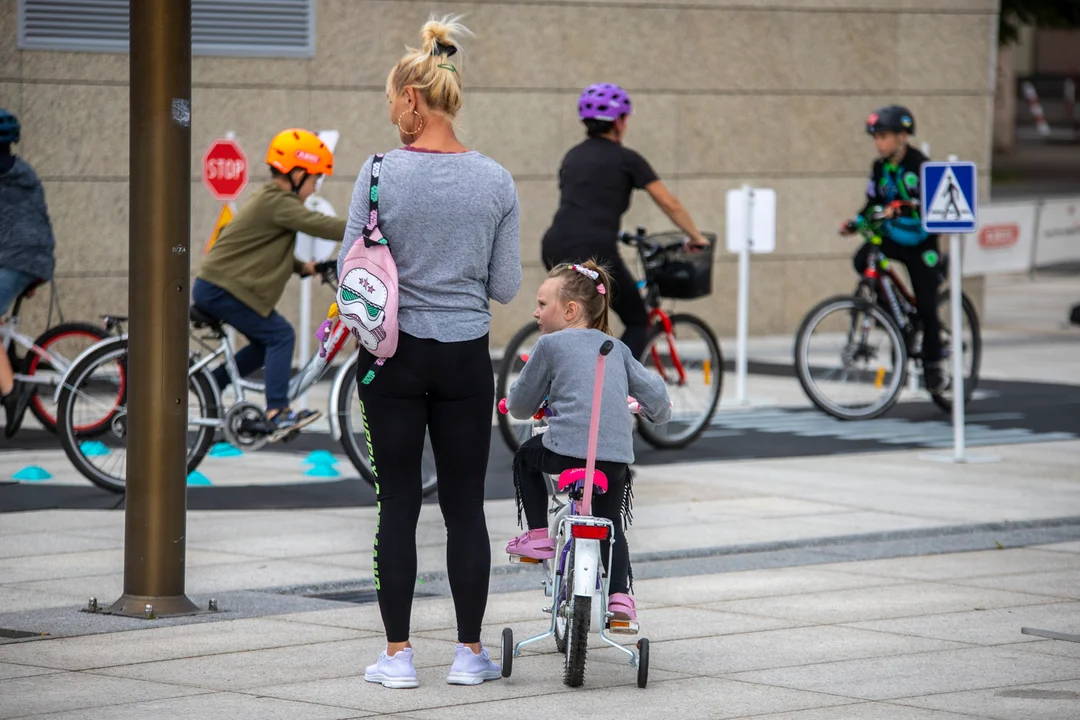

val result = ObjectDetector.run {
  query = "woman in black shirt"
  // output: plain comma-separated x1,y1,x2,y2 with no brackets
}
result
541,83,709,358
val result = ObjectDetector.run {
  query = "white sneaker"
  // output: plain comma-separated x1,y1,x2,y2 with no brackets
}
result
364,648,419,689
446,643,502,685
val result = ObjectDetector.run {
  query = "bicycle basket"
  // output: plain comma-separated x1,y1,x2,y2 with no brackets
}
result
644,232,716,300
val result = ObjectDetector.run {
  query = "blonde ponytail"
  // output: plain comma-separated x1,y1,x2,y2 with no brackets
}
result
387,15,472,120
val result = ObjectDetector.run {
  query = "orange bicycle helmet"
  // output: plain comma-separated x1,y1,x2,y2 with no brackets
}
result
266,129,335,177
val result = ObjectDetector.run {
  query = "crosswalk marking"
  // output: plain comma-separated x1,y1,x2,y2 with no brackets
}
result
707,408,1075,449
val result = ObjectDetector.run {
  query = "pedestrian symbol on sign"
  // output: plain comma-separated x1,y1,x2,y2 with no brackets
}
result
926,166,974,224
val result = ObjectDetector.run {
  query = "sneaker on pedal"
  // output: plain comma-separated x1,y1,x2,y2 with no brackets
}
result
506,528,555,561
446,644,501,685
364,648,418,689
267,408,322,442
2,382,33,439
923,362,949,395
607,592,640,634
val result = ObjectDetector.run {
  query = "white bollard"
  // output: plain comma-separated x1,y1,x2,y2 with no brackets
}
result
735,185,752,406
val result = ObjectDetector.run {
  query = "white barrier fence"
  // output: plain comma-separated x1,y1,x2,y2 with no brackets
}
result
964,195,1080,276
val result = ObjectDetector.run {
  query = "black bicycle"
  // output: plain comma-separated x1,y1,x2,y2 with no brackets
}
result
794,204,981,420
497,227,723,451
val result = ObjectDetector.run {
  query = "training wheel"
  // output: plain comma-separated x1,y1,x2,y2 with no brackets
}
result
501,627,514,677
637,638,649,689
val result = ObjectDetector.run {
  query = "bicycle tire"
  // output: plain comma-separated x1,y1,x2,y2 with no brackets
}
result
637,638,650,689
930,291,982,414
57,339,218,494
564,593,591,687
794,295,908,420
24,322,110,434
636,313,723,449
496,322,541,453
336,360,439,498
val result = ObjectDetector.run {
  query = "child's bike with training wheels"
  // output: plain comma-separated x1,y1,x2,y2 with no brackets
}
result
794,201,981,420
496,340,650,689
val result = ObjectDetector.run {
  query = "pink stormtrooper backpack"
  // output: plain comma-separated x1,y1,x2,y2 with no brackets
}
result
337,153,400,375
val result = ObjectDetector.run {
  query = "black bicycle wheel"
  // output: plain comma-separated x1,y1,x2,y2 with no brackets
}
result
636,314,723,449
496,322,542,453
795,295,908,420
564,593,591,687
337,358,439,498
57,339,218,494
930,291,982,413
500,627,514,678
637,638,650,689
25,322,109,434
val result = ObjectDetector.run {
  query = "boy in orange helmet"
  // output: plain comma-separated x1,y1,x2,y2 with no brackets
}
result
194,129,347,439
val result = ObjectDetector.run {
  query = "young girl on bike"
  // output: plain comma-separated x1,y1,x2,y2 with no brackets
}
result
541,84,709,359
505,260,671,624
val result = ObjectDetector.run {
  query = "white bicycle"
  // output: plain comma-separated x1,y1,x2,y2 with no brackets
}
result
53,262,438,495
497,341,649,689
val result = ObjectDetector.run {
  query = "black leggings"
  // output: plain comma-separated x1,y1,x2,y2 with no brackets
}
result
357,332,494,644
513,434,633,595
853,237,943,361
541,241,649,359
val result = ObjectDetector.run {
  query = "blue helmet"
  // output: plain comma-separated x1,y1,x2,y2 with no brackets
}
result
0,109,20,144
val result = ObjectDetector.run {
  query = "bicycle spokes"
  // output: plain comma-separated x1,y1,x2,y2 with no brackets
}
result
798,298,906,419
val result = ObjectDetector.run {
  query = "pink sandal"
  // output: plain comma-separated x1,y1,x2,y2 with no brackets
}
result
608,593,637,621
506,528,555,560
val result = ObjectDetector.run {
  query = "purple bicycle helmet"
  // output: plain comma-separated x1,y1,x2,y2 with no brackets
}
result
578,83,632,122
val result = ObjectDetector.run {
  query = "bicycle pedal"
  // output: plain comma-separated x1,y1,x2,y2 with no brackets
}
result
508,555,543,564
606,619,639,635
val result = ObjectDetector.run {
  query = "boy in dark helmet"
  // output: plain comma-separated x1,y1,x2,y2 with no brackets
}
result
840,105,947,393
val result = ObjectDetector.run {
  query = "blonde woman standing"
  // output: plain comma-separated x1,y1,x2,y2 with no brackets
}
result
338,16,521,689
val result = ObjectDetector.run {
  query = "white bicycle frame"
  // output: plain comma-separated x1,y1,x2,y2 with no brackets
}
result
0,322,67,388
510,426,639,667
54,319,357,432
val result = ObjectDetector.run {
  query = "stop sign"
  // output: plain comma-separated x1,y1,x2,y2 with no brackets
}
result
202,138,248,202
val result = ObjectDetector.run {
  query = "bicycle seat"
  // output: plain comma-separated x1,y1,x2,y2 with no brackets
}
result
17,279,44,300
557,468,608,495
189,305,225,333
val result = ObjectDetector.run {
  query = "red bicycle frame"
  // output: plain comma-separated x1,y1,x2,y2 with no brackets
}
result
645,307,689,386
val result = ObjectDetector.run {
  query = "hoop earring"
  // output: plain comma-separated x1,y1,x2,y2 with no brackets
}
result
397,110,424,136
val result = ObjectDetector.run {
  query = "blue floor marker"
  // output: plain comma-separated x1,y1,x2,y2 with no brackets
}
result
186,471,212,486
304,463,341,478
304,449,338,466
80,441,110,457
209,442,243,458
13,466,52,481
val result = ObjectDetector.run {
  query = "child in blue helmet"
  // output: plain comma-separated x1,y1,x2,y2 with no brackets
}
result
840,105,946,393
0,108,55,437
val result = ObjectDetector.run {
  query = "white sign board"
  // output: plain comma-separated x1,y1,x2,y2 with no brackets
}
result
1033,197,1080,268
963,202,1038,277
294,195,339,262
725,187,776,254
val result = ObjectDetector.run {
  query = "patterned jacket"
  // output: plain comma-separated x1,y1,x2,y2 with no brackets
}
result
0,157,55,282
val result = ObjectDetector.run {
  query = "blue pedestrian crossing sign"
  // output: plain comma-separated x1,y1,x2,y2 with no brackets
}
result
921,161,977,234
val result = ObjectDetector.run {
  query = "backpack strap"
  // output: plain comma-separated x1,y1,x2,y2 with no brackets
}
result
362,153,387,249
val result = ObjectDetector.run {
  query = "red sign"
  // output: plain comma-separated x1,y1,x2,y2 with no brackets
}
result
979,224,1020,249
202,138,248,202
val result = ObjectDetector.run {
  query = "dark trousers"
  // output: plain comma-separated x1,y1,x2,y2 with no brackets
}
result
853,238,943,361
192,278,295,410
513,434,633,595
357,332,494,644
